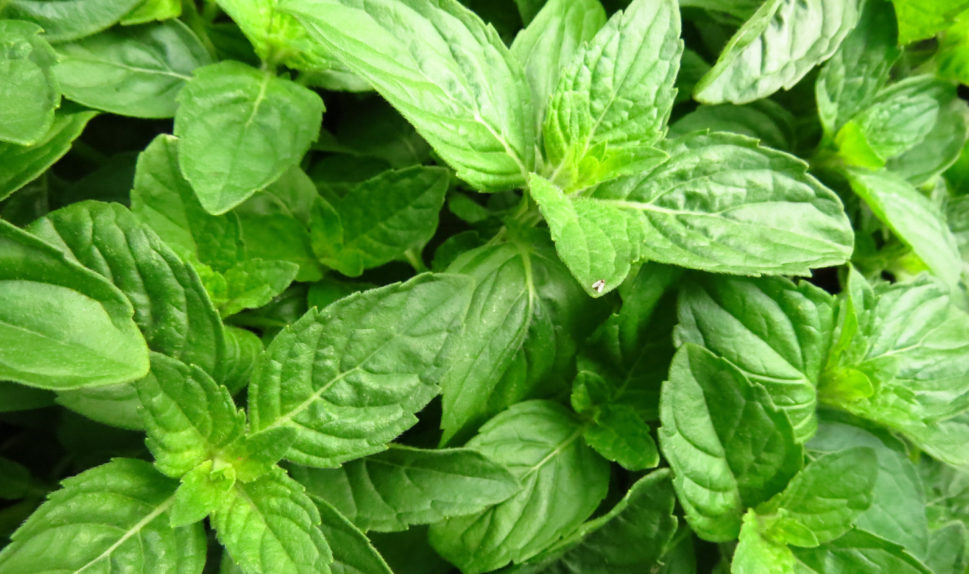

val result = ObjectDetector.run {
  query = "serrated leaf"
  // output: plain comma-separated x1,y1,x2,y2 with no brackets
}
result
758,447,877,547
136,353,245,479
815,0,900,136
582,404,659,471
291,445,519,532
695,0,864,104
53,20,212,118
315,499,394,574
0,458,205,574
249,273,471,467
218,258,299,317
659,344,802,542
310,166,449,277
283,0,535,191
513,470,678,573
848,169,962,298
1,0,143,42
440,236,601,443
0,20,59,146
732,511,798,574
28,200,226,382
170,460,236,527
174,61,324,214
0,219,149,390
0,110,97,202
675,275,837,442
543,0,681,189
429,401,610,573
211,468,332,574
510,0,606,128
792,529,933,573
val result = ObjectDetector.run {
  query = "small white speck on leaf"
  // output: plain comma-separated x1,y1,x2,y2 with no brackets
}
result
591,279,606,294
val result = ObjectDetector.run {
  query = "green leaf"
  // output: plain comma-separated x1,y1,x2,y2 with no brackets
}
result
514,470,678,573
28,200,227,382
0,20,59,146
509,0,606,128
924,522,969,574
174,61,324,214
216,0,336,71
130,134,245,270
56,382,145,429
659,344,802,542
669,101,795,151
121,0,182,25
885,96,969,186
758,447,877,548
0,458,205,574
0,219,149,390
815,0,900,136
542,0,681,189
732,511,798,574
136,353,245,479
1,0,143,42
283,0,536,191
218,258,299,317
581,404,658,471
938,11,969,85
249,273,471,467
440,236,601,443
211,468,332,574
315,499,394,574
536,132,853,293
0,381,53,413
310,166,449,277
53,20,212,118
170,459,236,527
839,77,952,164
0,457,34,500
793,529,932,573
695,0,864,104
429,401,610,573
809,417,928,557
222,326,263,394
0,109,96,202
890,0,969,44
675,275,837,442
846,169,963,295
291,445,519,532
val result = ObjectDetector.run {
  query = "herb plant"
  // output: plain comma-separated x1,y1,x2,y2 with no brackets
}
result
0,0,968,572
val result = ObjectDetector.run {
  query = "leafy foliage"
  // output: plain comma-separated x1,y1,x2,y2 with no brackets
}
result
1,0,968,572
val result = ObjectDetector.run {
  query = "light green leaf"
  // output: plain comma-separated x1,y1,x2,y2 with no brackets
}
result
0,459,205,574
283,0,535,191
218,258,299,317
899,418,969,467
0,20,59,146
513,470,678,573
695,0,864,104
793,529,932,573
732,511,798,574
212,468,332,574
28,200,226,381
0,0,143,42
216,0,336,71
310,166,449,277
130,134,245,270
509,0,606,128
815,0,899,136
924,522,969,574
222,326,263,394
669,101,795,151
440,235,601,443
675,275,837,442
938,11,969,85
291,445,519,532
56,382,145,429
174,61,324,214
543,0,681,189
0,110,96,202
0,219,149,390
136,353,245,479
249,273,471,467
121,0,182,25
659,344,802,542
315,499,394,574
54,20,211,118
809,417,928,557
581,404,658,471
846,169,963,293
886,97,969,186
429,401,610,573
758,447,877,547
170,459,236,527
891,0,969,44
840,77,951,164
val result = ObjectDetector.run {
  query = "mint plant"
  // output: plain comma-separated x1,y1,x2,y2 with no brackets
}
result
0,0,968,573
